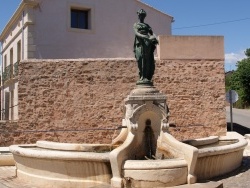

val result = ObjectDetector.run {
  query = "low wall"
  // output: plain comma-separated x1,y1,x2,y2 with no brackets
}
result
13,57,226,145
158,35,224,60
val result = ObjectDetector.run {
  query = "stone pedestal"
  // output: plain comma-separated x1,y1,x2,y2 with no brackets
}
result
112,85,169,146
125,85,169,130
110,86,171,187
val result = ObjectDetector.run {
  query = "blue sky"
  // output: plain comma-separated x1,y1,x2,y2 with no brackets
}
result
142,0,250,71
1,0,250,71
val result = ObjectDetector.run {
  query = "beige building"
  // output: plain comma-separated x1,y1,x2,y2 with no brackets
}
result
0,0,173,120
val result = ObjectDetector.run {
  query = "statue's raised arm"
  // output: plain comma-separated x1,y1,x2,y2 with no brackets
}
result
133,9,158,86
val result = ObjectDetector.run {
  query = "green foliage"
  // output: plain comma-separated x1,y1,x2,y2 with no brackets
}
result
245,48,250,57
225,76,230,91
226,48,250,108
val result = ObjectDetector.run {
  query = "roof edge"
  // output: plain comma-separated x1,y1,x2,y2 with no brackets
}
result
136,0,174,20
0,0,39,41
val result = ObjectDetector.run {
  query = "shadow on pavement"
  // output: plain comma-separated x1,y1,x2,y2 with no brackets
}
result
227,122,250,135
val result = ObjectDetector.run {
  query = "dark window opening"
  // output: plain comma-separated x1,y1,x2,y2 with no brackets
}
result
71,9,89,29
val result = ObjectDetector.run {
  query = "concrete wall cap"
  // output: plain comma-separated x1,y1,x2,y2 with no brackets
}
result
158,35,224,60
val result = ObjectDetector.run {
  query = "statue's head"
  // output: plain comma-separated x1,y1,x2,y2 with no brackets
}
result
137,9,147,20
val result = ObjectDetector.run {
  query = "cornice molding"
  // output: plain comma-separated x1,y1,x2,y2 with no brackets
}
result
0,0,39,41
0,21,34,54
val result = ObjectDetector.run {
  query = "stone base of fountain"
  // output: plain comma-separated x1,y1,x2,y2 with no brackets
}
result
123,159,188,187
9,132,247,188
10,143,114,188
192,132,247,180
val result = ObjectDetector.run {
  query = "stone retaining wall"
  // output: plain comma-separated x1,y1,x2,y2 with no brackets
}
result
5,58,225,145
0,121,18,146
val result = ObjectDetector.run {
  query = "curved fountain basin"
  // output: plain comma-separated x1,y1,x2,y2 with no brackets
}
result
123,159,188,187
36,140,117,152
119,132,247,187
190,132,248,180
9,142,114,188
9,132,247,187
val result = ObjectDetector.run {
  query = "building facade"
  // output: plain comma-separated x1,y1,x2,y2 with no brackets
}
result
0,0,173,120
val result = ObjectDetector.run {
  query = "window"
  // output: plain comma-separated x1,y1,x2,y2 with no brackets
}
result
4,55,7,69
4,92,9,120
17,41,21,61
10,48,13,76
10,90,14,120
10,48,13,65
71,9,89,29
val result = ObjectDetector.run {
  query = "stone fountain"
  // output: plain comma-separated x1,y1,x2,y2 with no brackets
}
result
109,85,198,187
9,9,247,188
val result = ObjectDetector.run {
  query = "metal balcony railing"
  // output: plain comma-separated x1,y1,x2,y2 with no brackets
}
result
2,61,19,82
2,65,13,82
14,61,19,77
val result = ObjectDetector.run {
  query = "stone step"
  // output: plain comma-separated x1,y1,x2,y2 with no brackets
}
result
170,181,223,188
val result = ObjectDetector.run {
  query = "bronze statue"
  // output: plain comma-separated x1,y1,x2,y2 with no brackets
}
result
133,9,158,85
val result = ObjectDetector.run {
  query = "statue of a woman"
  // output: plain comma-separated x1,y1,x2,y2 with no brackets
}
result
133,9,158,85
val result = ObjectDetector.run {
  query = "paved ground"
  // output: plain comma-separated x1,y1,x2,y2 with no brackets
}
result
0,166,31,188
226,106,250,129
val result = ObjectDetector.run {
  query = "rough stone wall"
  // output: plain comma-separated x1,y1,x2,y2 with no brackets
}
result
12,58,226,145
0,121,18,146
154,60,226,140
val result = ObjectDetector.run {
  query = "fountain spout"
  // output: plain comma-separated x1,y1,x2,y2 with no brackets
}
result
144,119,156,159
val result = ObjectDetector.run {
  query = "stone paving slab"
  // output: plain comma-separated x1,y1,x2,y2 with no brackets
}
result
171,181,223,188
0,166,32,188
